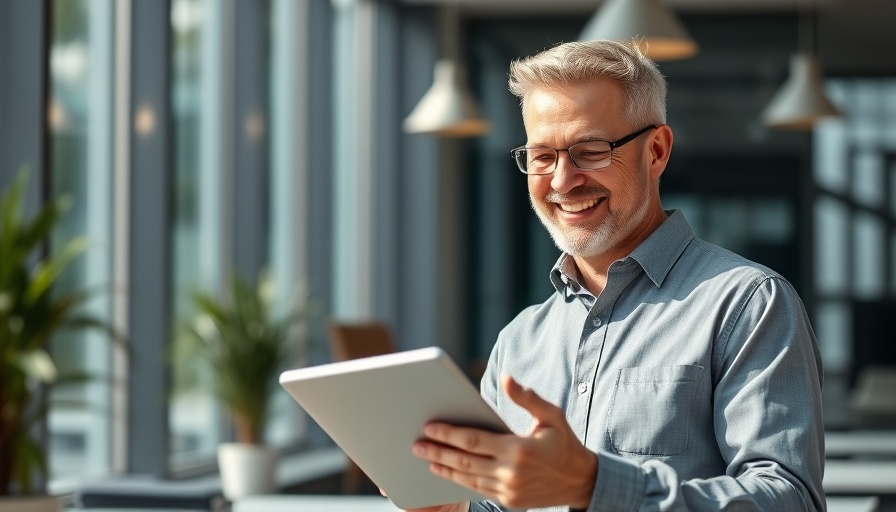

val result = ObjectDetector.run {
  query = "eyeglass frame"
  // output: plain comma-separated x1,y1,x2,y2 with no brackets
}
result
510,125,657,175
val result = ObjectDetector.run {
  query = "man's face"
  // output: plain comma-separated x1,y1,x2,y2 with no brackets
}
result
523,79,656,260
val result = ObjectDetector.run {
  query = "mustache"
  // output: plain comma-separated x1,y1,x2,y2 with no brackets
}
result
543,184,610,203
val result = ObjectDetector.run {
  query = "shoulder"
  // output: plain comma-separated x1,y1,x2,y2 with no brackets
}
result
679,237,793,294
502,293,566,333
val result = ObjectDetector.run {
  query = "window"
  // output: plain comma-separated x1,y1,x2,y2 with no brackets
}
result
169,0,225,470
47,0,115,482
813,79,896,385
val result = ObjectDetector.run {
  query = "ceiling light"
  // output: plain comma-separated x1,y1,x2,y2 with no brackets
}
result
579,0,698,61
403,59,490,137
404,5,490,138
761,52,841,130
762,3,841,131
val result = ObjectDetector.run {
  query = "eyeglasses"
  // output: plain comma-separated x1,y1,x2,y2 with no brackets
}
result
510,125,657,175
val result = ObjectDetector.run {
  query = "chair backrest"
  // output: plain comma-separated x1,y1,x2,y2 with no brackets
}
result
328,322,396,362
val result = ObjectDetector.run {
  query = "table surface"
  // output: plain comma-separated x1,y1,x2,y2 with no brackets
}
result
824,458,896,494
827,496,881,512
826,430,896,458
232,494,884,512
69,494,883,512
233,495,401,512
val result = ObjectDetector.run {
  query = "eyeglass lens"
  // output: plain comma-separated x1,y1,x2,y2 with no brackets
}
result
514,140,613,174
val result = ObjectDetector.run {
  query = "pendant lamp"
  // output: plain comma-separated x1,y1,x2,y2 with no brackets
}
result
761,2,841,130
403,6,489,138
761,53,841,130
579,0,698,61
403,59,490,137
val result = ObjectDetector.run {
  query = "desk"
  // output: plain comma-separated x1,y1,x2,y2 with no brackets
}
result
828,496,881,512
233,495,401,512
233,494,882,512
825,459,896,495
826,430,896,458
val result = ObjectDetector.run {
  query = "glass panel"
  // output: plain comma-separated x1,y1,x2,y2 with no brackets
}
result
891,161,896,218
663,194,703,235
853,150,885,208
813,112,849,193
851,82,879,147
853,212,885,299
264,0,303,448
748,198,792,243
169,0,222,467
705,199,746,253
884,80,896,148
47,0,114,482
814,196,849,295
892,231,896,295
814,301,851,375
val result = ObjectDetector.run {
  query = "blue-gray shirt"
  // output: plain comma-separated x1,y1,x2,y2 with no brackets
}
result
472,210,825,512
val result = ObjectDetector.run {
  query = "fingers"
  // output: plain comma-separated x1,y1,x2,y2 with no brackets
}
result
501,374,564,427
414,437,499,476
420,422,503,456
428,460,502,496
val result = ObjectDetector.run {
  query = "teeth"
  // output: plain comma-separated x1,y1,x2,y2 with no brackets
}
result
559,198,600,213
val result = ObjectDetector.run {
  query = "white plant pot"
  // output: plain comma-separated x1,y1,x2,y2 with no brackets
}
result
217,442,278,500
0,495,62,512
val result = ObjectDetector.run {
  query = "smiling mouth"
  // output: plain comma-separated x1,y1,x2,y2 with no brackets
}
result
556,197,604,213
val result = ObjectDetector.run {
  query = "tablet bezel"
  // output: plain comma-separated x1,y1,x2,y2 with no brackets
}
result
279,347,509,509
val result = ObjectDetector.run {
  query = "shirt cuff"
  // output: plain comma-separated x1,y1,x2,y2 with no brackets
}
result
589,451,645,511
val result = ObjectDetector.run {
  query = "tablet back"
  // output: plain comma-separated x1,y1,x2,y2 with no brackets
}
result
279,347,508,509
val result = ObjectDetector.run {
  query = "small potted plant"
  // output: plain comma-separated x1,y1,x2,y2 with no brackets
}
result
0,170,115,512
174,269,314,500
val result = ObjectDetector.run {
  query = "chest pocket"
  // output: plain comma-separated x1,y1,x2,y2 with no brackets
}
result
606,364,704,456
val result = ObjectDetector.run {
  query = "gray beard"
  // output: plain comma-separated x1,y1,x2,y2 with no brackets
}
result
531,194,650,259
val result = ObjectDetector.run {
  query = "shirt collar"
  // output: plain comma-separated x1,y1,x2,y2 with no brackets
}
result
549,209,695,293
628,209,695,287
550,254,592,305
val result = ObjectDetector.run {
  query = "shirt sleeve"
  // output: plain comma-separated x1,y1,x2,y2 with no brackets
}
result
469,501,506,512
586,276,826,511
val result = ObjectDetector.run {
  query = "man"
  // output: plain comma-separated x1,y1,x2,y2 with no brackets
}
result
405,40,825,511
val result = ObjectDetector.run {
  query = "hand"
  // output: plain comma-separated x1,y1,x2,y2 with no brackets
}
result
412,375,598,510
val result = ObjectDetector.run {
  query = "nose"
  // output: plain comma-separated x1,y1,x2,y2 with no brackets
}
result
550,151,586,193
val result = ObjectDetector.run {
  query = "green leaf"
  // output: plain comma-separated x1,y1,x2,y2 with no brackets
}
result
11,429,47,494
24,236,90,306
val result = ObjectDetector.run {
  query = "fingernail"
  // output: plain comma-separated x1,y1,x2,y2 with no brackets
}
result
412,443,425,456
425,424,437,436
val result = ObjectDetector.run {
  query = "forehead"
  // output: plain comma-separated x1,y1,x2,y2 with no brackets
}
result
521,79,627,140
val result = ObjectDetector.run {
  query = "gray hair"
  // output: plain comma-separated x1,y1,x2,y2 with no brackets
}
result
508,40,667,128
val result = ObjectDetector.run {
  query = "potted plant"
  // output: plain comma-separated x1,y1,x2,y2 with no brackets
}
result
0,170,114,512
174,269,314,500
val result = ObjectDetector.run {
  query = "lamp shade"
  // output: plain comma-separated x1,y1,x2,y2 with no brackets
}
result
403,60,490,138
762,53,841,131
579,0,698,61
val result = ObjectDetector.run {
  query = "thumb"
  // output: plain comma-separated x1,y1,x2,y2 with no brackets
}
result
502,374,562,427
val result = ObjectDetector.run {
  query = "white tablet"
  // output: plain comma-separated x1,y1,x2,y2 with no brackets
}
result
279,346,509,509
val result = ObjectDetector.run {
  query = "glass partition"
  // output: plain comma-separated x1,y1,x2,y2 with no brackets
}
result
47,0,115,482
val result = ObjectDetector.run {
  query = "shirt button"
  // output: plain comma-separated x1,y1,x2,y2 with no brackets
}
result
592,317,602,327
577,382,589,394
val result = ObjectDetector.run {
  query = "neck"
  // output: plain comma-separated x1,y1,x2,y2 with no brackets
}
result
571,204,667,295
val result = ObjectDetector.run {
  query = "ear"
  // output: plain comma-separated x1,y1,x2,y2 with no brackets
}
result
646,124,673,181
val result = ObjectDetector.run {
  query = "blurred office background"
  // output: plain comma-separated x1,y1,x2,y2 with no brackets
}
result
1,0,895,499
